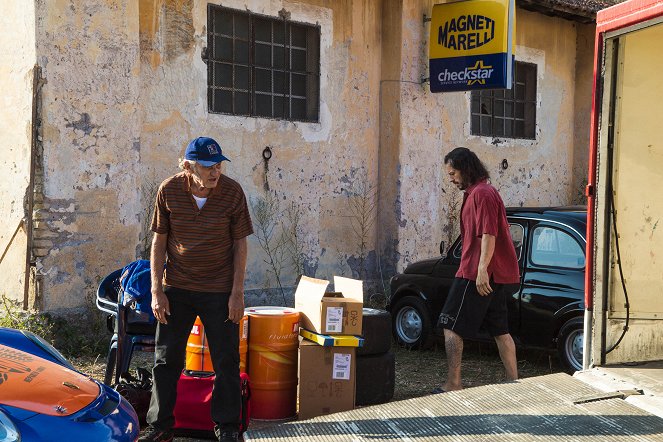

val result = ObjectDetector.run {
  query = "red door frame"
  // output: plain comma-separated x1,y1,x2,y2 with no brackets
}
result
585,0,663,309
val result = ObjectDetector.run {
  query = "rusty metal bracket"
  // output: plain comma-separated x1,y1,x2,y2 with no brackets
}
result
573,388,644,404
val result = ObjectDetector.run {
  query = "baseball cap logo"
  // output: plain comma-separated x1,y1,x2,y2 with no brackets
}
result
207,144,219,155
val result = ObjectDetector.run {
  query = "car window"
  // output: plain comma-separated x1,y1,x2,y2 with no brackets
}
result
451,223,523,260
509,223,524,261
530,226,585,268
452,241,462,259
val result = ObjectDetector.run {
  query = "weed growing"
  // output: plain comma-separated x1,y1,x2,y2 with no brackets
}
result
0,294,110,358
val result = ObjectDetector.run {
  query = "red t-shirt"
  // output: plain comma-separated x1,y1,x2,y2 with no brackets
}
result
456,181,520,284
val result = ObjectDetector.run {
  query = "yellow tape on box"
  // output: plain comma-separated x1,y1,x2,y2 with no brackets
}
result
299,328,365,347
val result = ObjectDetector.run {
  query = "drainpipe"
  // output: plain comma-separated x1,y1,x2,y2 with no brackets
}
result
24,65,43,309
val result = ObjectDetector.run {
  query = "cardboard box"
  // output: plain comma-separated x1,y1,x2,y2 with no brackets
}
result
299,328,364,347
294,276,363,335
298,339,356,420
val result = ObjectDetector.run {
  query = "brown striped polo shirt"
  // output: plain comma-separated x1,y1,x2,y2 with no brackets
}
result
151,171,254,293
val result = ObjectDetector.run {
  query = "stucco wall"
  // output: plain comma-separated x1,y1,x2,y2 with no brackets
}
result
0,1,36,305
136,0,383,298
31,0,596,312
35,0,142,312
33,0,384,310
571,23,595,204
388,5,594,270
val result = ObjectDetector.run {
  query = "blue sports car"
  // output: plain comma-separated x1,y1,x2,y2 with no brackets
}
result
0,327,139,441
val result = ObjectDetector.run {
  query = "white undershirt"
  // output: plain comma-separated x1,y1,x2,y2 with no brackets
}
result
192,195,207,210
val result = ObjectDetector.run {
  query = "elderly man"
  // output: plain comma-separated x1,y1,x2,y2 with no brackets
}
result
140,137,253,442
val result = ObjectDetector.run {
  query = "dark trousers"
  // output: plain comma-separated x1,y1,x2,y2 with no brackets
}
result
146,286,240,431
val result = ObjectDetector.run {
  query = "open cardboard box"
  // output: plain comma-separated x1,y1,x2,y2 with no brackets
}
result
294,275,363,336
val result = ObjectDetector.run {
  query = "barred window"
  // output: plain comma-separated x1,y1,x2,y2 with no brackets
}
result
206,5,320,122
471,62,537,139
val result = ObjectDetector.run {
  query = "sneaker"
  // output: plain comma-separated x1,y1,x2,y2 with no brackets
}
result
137,426,174,442
214,426,239,442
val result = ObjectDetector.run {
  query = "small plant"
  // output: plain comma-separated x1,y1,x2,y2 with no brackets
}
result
345,181,377,280
0,295,55,341
572,176,588,206
251,192,310,303
0,293,109,358
282,201,306,278
251,193,288,304
138,178,160,259
444,189,461,254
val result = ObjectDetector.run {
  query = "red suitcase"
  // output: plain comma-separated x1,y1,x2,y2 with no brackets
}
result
173,371,251,434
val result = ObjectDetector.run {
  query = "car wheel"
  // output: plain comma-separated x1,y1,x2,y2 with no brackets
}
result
557,317,584,373
392,296,433,349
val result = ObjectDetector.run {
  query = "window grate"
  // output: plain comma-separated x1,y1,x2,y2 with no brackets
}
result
207,5,320,122
470,61,537,139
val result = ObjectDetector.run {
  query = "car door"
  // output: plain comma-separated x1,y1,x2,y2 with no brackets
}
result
505,218,527,336
518,220,586,348
428,239,463,319
459,218,526,341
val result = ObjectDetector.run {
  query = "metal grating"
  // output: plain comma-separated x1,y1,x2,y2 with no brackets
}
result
206,4,320,122
243,373,663,441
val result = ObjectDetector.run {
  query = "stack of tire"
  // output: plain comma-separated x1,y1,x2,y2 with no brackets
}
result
355,308,395,406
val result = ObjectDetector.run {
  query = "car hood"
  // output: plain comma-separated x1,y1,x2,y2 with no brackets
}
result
0,344,99,416
404,257,441,275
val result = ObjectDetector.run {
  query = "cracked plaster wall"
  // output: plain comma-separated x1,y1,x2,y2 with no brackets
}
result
33,0,383,311
391,5,594,271
137,0,383,294
29,0,596,312
0,1,36,304
35,0,142,312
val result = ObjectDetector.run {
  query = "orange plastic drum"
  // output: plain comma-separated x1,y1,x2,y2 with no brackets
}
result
239,313,249,374
185,316,214,373
246,307,300,420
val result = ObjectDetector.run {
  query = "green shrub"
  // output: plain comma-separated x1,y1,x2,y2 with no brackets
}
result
0,294,109,358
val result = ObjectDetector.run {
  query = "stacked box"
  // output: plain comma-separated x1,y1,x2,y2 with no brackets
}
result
298,340,356,420
295,276,364,420
294,276,363,335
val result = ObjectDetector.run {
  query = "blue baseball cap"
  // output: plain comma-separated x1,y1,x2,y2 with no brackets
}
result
184,137,230,166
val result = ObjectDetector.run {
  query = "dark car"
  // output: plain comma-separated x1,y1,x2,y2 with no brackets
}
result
387,206,586,372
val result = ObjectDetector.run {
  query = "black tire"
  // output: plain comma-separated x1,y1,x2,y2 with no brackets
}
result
557,317,584,373
355,351,395,406
391,296,433,349
358,308,392,356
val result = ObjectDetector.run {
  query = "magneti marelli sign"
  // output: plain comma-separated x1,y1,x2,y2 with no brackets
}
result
429,0,515,93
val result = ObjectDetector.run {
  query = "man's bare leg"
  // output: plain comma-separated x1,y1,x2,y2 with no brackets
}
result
494,333,518,381
442,329,464,391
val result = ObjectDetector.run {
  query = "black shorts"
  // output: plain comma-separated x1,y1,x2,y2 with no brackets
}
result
438,278,519,339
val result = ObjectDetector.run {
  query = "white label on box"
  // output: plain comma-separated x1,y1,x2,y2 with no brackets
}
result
333,353,351,380
326,307,344,333
242,318,248,339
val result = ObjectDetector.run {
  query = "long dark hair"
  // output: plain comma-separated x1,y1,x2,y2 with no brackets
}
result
443,147,489,185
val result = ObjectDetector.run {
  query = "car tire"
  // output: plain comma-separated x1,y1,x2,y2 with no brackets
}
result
557,317,584,373
391,296,433,349
358,308,392,356
355,351,395,406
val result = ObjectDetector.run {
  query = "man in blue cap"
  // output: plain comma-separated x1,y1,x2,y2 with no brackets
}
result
140,137,253,442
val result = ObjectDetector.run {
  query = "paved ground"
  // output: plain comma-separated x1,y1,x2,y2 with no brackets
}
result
241,373,663,441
